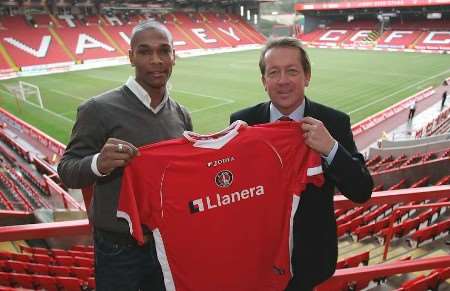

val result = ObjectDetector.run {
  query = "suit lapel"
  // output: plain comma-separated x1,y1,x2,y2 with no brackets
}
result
259,102,271,124
304,97,317,119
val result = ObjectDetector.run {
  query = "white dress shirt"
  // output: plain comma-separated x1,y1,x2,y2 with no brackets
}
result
91,77,170,176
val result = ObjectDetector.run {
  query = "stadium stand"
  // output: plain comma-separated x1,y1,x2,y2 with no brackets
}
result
0,9,265,75
296,2,450,53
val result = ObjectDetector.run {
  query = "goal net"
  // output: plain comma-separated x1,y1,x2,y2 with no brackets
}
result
18,81,44,109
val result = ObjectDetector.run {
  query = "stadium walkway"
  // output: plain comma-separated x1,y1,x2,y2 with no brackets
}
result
362,89,449,154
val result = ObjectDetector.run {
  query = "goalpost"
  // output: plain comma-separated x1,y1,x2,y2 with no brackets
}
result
18,81,44,109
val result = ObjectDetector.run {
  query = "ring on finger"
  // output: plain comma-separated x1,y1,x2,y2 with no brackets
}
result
117,143,124,152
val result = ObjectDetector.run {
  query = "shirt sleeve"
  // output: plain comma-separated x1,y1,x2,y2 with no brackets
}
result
322,140,338,166
91,153,108,177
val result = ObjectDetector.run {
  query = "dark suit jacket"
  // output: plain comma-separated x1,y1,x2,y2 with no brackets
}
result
230,98,373,291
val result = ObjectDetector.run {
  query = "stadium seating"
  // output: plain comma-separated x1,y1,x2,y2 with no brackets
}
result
202,12,257,46
33,274,58,291
56,276,83,291
377,30,422,49
0,55,14,72
227,14,265,44
336,251,370,269
54,26,123,62
27,262,49,275
0,11,265,69
352,216,391,241
408,218,450,247
0,247,95,290
299,18,450,52
9,272,34,289
0,27,73,67
32,14,53,27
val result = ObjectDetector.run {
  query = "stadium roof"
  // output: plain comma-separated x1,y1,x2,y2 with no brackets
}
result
295,0,450,11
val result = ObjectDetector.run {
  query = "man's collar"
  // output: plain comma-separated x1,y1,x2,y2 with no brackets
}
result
125,77,169,114
269,99,305,122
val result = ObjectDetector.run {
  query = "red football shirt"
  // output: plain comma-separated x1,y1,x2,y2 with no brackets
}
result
117,121,323,291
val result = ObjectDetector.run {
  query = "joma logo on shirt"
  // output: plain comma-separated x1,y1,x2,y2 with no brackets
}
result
189,185,265,214
207,156,235,168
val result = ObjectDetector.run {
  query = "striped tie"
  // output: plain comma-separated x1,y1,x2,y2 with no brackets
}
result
278,116,293,121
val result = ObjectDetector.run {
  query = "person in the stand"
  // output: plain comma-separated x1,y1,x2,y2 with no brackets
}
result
408,100,416,122
441,80,448,110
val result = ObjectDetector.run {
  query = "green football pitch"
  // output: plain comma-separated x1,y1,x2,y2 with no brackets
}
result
0,48,449,144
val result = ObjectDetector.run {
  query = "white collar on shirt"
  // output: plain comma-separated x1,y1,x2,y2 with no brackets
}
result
269,100,305,122
125,76,169,114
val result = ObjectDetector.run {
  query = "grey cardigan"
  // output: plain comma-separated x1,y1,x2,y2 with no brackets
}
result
58,85,192,233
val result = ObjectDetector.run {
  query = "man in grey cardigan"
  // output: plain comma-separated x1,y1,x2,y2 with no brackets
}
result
58,21,192,291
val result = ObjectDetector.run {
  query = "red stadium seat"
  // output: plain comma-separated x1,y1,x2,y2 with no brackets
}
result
70,245,94,252
436,219,450,234
67,250,94,259
397,271,440,291
0,272,10,287
9,272,34,289
33,253,53,265
70,266,93,281
397,274,428,291
11,253,31,263
55,255,75,266
18,245,32,255
353,217,391,241
49,265,71,277
20,245,49,256
425,271,441,290
435,175,450,186
0,261,8,272
51,248,69,257
74,256,94,268
337,251,370,269
87,277,95,290
372,184,384,191
56,276,83,291
33,274,58,291
6,260,28,273
27,262,49,275
437,267,450,281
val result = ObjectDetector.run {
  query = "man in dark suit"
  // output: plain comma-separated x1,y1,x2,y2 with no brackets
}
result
230,37,373,291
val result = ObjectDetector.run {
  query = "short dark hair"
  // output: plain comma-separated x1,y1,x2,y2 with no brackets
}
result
259,37,311,76
130,20,173,49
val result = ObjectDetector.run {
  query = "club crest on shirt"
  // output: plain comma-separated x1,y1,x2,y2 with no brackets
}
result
215,170,233,188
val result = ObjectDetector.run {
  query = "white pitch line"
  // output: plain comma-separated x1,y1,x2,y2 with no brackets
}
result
50,89,86,102
59,110,76,117
21,100,75,123
349,69,450,115
170,88,234,103
190,100,234,114
170,88,235,113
